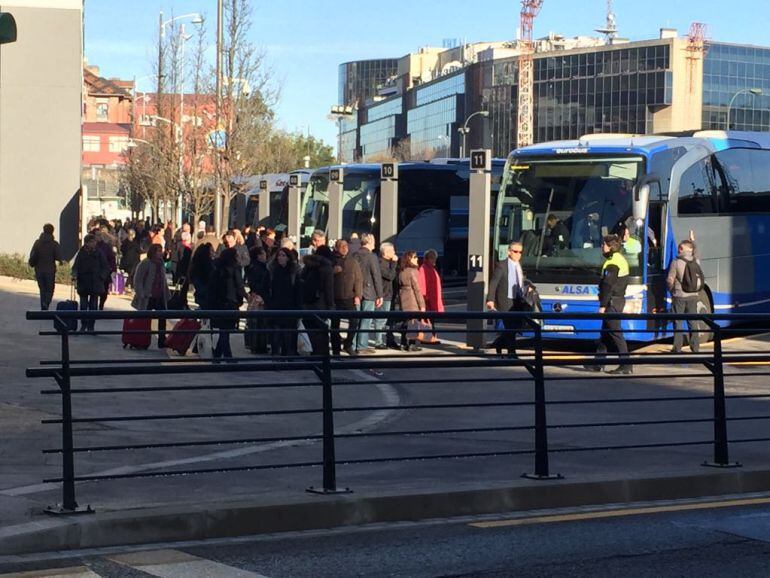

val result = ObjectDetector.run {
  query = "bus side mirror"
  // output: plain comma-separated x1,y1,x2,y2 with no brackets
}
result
633,183,650,223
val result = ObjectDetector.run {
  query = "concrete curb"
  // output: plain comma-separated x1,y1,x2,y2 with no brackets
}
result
2,467,770,555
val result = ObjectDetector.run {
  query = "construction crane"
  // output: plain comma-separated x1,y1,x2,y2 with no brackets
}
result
517,0,544,149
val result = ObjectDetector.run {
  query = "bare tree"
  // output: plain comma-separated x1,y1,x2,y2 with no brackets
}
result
216,0,279,227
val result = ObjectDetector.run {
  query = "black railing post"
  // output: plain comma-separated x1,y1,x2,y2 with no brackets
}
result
702,320,741,468
46,318,91,514
523,317,562,480
308,317,351,494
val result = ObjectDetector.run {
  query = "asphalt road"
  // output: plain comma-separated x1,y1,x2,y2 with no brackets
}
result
3,496,770,577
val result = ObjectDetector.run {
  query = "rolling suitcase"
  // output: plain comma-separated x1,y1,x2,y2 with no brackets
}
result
122,317,152,350
56,286,79,332
109,271,126,295
166,318,201,355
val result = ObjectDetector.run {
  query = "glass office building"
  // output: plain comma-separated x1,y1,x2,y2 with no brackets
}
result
338,59,398,107
702,43,770,131
343,36,770,160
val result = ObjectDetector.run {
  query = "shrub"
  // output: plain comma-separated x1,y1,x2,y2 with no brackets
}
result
0,253,72,285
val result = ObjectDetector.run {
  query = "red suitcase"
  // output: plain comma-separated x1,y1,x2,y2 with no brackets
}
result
122,318,152,350
166,318,201,355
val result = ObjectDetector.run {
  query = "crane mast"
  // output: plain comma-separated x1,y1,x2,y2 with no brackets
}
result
517,0,543,148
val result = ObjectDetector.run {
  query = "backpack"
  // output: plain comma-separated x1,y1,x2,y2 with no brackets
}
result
679,257,704,293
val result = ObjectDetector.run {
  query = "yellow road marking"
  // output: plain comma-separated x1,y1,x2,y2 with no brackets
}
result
469,496,770,529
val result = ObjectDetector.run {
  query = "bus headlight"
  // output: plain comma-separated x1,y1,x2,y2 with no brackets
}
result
623,297,644,314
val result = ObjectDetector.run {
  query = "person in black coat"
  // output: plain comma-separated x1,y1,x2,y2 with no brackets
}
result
267,248,301,356
28,223,63,310
207,248,247,360
246,246,270,301
71,234,110,332
486,240,526,357
190,243,215,308
300,245,335,355
120,229,141,291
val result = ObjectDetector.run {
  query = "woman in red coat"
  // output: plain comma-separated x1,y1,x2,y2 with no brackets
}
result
418,249,444,344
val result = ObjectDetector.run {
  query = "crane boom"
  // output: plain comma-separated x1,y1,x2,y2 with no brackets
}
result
517,0,543,148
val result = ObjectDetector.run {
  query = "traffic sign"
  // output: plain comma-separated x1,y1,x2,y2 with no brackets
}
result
470,149,490,171
381,162,398,180
330,168,343,183
259,180,268,191
289,174,299,187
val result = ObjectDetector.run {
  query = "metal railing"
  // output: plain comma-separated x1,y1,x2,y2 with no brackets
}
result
25,308,770,514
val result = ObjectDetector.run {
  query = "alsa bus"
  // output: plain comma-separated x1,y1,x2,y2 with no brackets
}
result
231,170,311,230
300,160,504,276
492,131,770,340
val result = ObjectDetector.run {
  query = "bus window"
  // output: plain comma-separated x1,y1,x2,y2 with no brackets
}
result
677,158,718,215
342,178,378,237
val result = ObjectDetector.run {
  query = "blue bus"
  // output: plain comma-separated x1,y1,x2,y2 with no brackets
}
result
492,131,770,340
301,160,505,277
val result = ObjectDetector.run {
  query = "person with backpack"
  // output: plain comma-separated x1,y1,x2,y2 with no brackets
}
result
28,223,64,310
667,236,703,354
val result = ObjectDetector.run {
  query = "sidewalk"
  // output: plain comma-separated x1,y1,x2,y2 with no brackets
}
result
1,276,769,555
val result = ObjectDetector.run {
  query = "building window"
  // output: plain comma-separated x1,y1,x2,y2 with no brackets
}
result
96,101,108,121
83,135,101,152
108,136,129,153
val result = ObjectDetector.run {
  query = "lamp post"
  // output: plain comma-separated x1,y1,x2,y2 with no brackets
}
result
214,0,224,235
329,105,354,163
725,88,763,130
458,110,489,159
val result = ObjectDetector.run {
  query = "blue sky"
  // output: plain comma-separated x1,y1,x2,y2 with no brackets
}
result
85,0,770,149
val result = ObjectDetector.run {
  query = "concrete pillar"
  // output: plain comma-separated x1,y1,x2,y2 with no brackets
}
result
379,162,398,245
466,149,492,350
327,167,344,242
258,179,270,226
287,174,301,242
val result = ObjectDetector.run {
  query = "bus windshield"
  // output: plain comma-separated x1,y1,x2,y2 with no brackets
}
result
300,171,379,239
495,155,645,276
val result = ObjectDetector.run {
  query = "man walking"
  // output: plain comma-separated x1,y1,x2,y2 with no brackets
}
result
374,242,398,349
354,233,383,353
588,234,632,374
667,236,703,354
486,241,526,357
28,223,63,310
331,239,363,356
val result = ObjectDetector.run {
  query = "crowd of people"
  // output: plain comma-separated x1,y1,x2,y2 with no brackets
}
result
27,217,704,368
30,218,449,361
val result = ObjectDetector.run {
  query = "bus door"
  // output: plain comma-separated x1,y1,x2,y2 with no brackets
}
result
646,196,669,337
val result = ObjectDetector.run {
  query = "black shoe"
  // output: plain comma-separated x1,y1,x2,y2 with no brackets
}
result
583,364,603,372
607,366,633,375
375,344,388,350
344,347,357,356
407,343,422,352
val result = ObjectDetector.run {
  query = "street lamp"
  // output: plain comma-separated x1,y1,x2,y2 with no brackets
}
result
725,88,763,130
458,110,490,158
329,105,355,163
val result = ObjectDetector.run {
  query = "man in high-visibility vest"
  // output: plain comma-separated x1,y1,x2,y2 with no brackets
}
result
586,234,632,374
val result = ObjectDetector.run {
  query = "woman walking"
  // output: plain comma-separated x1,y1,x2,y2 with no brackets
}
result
267,248,301,356
398,250,426,352
132,244,172,348
418,249,444,344
207,247,248,361
120,229,141,293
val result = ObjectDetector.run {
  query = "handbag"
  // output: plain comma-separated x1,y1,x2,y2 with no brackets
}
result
296,320,313,355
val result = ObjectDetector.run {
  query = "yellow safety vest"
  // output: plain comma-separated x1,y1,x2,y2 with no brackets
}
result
602,251,629,278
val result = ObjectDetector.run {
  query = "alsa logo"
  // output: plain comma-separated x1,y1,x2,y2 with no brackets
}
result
555,285,599,296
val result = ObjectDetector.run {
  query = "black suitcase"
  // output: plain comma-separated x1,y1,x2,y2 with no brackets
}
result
56,286,79,332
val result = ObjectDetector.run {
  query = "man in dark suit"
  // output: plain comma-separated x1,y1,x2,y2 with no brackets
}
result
486,241,525,357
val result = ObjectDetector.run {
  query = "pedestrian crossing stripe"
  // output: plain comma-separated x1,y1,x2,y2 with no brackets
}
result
0,550,269,578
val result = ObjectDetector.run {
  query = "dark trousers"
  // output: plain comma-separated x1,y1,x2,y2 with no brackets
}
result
672,295,700,353
98,279,111,310
35,270,55,310
597,300,629,364
331,299,359,354
78,292,99,330
271,318,297,356
214,319,236,359
494,302,522,355
303,315,330,355
147,297,167,347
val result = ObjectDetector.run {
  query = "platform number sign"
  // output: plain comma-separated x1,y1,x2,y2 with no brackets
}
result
289,174,299,187
381,162,397,180
469,254,483,271
470,150,489,171
330,168,341,183
259,180,268,191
